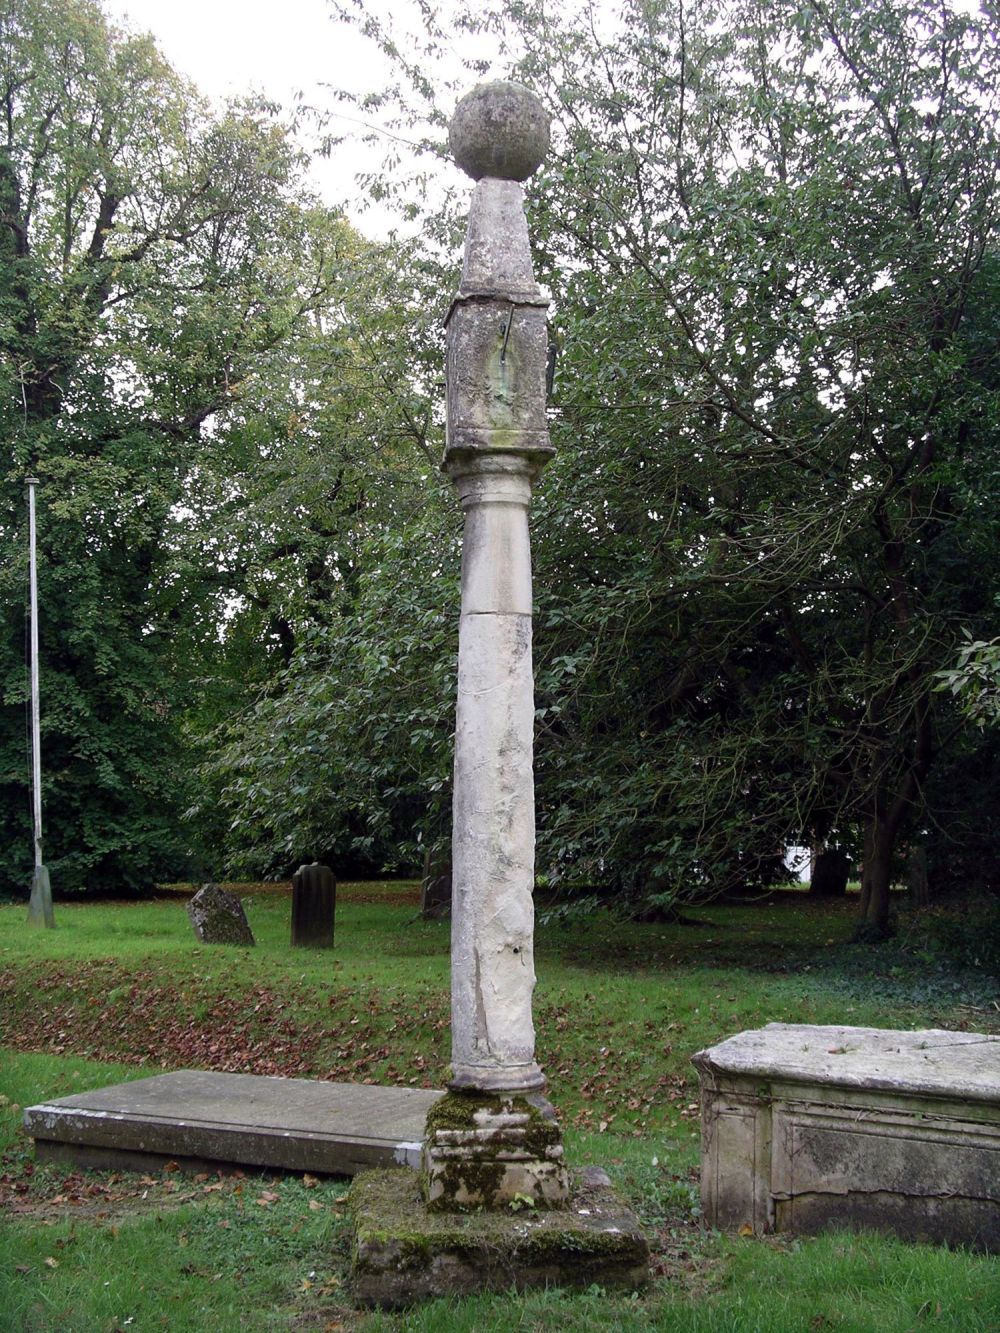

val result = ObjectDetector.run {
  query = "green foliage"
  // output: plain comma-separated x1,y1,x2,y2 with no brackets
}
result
937,631,1000,730
4,0,997,920
321,0,1000,919
203,516,458,879
0,0,419,895
900,896,1000,978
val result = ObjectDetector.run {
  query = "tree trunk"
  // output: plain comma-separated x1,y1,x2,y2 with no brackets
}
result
907,847,930,908
856,814,895,936
855,700,931,938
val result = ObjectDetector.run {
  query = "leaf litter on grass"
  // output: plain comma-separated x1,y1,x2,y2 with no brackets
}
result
3,890,999,1331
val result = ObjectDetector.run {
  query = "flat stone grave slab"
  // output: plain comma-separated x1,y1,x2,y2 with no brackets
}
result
694,1023,1000,1251
25,1071,443,1177
350,1166,649,1308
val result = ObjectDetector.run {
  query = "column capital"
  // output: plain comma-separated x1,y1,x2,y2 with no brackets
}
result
444,451,545,506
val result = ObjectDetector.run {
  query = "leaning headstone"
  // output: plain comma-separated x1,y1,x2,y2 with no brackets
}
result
291,862,336,948
420,848,452,920
809,847,850,897
187,883,254,946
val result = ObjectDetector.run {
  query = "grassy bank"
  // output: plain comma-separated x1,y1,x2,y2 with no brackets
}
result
1,887,997,1329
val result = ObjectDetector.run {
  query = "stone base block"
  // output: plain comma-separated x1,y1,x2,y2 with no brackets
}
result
422,1090,569,1211
350,1166,649,1309
694,1023,1000,1252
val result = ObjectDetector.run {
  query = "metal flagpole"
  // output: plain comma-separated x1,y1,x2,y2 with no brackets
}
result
26,477,54,927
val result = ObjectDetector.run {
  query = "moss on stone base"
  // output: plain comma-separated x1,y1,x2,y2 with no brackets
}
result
350,1167,649,1309
422,1090,567,1211
422,1152,507,1213
424,1089,557,1136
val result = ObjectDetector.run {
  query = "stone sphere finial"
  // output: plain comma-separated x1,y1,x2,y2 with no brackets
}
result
449,81,550,182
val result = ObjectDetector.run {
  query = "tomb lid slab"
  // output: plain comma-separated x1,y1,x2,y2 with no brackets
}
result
693,1023,1000,1103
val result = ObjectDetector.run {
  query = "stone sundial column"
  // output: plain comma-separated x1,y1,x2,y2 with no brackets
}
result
423,81,568,1211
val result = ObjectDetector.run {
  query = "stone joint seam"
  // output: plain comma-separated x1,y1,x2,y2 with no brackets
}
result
445,291,549,327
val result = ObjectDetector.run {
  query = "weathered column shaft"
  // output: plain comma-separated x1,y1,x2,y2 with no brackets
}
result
449,460,541,1091
443,167,553,1095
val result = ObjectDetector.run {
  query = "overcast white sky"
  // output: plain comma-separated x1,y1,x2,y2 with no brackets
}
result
104,0,359,106
102,0,497,236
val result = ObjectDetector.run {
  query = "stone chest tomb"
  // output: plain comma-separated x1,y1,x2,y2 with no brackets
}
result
694,1023,999,1250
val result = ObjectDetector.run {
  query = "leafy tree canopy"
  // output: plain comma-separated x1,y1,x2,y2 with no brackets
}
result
293,0,1000,927
0,0,412,893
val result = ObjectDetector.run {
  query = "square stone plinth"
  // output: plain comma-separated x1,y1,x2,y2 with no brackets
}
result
694,1024,1000,1251
350,1166,649,1308
422,1090,569,1211
25,1071,443,1177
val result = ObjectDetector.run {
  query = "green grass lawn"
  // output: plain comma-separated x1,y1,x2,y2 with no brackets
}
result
1,886,997,1330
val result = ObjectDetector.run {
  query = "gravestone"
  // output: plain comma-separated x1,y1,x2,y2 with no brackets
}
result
809,847,850,897
420,848,452,920
26,1072,441,1177
907,846,930,906
291,862,336,947
187,883,254,947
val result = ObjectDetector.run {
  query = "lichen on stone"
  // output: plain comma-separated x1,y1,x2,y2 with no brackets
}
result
349,1166,649,1307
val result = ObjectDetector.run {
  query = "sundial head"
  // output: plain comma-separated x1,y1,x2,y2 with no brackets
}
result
449,80,550,182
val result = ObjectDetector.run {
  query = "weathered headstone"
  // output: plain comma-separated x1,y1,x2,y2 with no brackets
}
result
907,846,930,907
291,862,336,947
419,848,452,920
809,847,850,897
187,883,254,947
26,1072,441,1177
